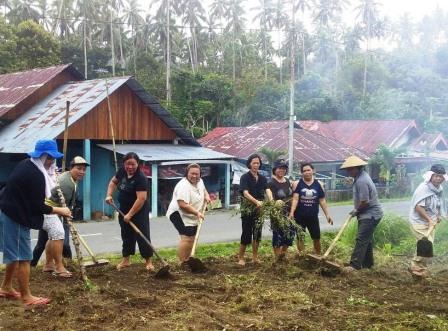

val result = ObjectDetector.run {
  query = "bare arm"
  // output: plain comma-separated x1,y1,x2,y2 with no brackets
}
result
289,192,299,218
178,200,204,219
243,190,262,208
266,188,273,201
105,176,118,204
415,205,433,224
319,198,333,225
122,191,147,223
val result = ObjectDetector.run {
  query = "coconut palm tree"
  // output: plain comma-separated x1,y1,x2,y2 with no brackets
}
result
7,0,40,24
122,0,144,77
252,0,274,81
179,0,205,73
355,0,382,99
223,0,246,81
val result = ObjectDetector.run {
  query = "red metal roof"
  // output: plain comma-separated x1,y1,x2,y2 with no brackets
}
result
0,64,82,119
199,121,368,163
298,119,420,155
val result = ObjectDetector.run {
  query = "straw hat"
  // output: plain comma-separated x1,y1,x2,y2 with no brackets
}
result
340,155,368,169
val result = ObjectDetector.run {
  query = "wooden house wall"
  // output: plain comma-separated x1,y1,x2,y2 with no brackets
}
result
4,70,79,121
63,85,177,141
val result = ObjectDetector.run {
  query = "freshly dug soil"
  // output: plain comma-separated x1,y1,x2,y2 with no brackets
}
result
1,255,448,330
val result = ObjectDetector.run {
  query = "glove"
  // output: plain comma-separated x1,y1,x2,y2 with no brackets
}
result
349,209,358,217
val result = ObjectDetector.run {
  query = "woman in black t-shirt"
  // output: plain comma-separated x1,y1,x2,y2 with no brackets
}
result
238,154,272,266
105,152,154,271
267,159,295,260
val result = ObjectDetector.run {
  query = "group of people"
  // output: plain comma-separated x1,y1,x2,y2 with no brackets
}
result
236,153,383,272
0,139,446,309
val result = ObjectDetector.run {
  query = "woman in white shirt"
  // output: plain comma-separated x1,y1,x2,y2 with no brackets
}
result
166,164,210,263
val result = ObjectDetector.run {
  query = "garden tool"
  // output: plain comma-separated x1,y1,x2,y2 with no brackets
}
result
69,222,110,268
416,222,436,258
109,201,172,279
186,204,208,273
307,214,354,269
56,100,89,284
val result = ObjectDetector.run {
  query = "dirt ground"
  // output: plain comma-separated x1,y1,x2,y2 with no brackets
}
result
1,255,448,331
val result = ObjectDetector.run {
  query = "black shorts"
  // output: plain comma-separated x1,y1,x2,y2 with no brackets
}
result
170,211,198,237
295,214,320,240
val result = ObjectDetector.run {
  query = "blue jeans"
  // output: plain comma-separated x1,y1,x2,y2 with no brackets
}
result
350,217,381,269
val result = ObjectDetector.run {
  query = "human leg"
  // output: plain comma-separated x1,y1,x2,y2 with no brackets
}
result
0,262,18,294
239,214,254,265
42,215,67,274
134,218,154,271
349,218,377,270
117,218,136,269
30,230,48,267
179,235,195,262
410,223,435,275
62,221,72,259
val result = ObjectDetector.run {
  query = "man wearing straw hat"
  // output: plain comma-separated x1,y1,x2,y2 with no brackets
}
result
340,155,383,272
408,164,447,278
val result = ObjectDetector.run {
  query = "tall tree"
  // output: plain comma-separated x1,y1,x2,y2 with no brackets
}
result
180,0,205,73
252,0,274,80
122,0,144,77
223,0,246,81
355,0,382,99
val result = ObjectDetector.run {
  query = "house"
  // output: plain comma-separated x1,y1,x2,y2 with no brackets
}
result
0,65,233,218
298,119,448,174
200,121,369,195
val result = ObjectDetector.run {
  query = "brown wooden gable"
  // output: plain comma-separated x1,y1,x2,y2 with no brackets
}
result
62,84,177,141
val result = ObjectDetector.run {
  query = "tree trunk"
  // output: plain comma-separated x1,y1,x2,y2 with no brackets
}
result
302,33,306,75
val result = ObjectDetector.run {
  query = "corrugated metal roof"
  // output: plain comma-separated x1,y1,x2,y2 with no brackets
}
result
0,77,129,153
0,64,83,119
98,144,233,162
199,121,368,163
0,74,200,153
298,119,420,154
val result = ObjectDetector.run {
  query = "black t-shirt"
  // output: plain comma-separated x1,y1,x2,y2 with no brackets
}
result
294,178,325,218
239,171,268,200
268,177,293,211
116,167,149,221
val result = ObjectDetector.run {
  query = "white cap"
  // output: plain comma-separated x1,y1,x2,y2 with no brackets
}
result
70,156,90,167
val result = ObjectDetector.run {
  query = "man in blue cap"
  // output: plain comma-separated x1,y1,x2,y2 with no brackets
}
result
0,140,71,308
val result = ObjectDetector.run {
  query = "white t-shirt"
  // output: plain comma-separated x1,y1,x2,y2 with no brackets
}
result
166,178,206,226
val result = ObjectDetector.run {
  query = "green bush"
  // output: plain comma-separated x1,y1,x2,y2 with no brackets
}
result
340,213,414,251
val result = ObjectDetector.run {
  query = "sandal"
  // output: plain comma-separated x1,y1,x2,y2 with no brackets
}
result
52,270,73,278
24,297,51,309
0,289,21,300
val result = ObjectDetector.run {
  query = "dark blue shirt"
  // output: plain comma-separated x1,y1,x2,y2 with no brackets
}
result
294,178,325,218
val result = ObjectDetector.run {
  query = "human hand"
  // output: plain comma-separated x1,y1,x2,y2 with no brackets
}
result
105,195,113,205
349,209,358,217
123,213,132,223
57,207,72,219
205,196,212,204
327,216,333,225
197,211,204,221
255,200,263,208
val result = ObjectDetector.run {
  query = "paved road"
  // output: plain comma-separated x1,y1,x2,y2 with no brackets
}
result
19,200,409,259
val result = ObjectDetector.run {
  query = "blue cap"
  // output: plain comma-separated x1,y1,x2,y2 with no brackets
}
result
28,140,64,159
